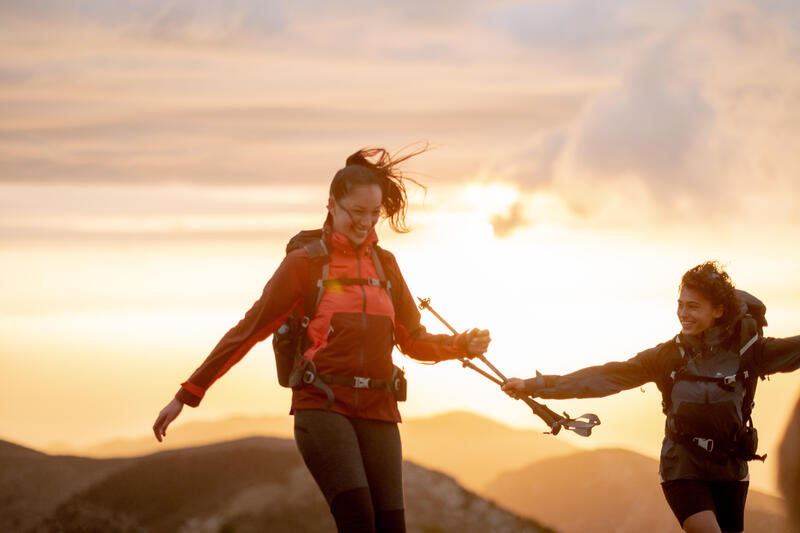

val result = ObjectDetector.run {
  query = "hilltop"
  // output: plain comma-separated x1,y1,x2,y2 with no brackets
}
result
1,436,551,533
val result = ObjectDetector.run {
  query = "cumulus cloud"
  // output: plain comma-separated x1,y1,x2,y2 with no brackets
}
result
484,0,800,235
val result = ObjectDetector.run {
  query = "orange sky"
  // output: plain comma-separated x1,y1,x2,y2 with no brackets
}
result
1,0,800,497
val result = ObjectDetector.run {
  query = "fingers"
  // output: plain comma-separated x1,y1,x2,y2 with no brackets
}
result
465,328,491,356
153,399,182,442
153,412,166,442
501,378,526,397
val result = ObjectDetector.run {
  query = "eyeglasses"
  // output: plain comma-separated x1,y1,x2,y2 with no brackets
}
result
338,203,382,225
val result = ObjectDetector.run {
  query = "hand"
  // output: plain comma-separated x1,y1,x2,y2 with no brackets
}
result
502,377,527,398
464,328,491,357
153,398,183,442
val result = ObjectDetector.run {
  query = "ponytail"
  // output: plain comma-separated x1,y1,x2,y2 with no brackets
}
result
329,145,428,233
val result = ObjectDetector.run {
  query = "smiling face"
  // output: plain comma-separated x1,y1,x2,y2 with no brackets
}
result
677,286,724,336
328,183,383,246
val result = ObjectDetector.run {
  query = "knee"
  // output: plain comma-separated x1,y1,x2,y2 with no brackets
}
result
682,510,721,533
375,508,405,533
330,487,375,533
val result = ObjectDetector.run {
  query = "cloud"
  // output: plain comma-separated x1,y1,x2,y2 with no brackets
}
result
2,0,799,235
0,67,34,85
0,183,324,244
483,130,568,190
0,1,288,42
490,0,656,50
484,0,800,233
490,201,528,238
565,37,714,194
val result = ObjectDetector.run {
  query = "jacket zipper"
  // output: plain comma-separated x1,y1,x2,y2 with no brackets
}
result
356,249,368,415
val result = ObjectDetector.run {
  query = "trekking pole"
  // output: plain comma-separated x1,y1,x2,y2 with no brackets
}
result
417,298,508,382
417,297,601,437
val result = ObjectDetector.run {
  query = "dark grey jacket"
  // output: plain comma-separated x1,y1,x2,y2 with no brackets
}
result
525,323,800,481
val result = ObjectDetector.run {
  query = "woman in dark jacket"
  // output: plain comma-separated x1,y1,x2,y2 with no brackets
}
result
504,261,800,533
154,147,491,533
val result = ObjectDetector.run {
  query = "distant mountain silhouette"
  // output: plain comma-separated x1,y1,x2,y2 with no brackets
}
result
0,440,131,533
485,447,790,533
72,414,295,457
69,410,578,493
3,437,552,533
400,410,579,491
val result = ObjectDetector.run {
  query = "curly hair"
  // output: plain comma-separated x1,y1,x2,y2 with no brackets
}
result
328,145,427,233
679,261,741,327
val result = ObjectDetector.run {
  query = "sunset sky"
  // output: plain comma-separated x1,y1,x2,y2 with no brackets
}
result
1,0,799,497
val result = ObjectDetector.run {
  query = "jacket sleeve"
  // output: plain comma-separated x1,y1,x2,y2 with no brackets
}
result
385,252,469,363
175,250,309,407
751,335,800,376
527,345,664,399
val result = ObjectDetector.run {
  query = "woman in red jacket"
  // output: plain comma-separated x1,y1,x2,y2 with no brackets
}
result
153,147,491,533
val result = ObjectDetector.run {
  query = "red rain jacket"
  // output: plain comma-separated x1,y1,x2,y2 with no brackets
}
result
175,226,469,422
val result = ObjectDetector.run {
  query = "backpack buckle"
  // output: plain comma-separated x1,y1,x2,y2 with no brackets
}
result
367,278,381,287
302,369,316,384
723,375,737,385
353,376,371,389
693,437,714,452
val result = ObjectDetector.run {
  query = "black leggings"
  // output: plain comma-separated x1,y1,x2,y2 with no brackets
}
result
294,410,405,533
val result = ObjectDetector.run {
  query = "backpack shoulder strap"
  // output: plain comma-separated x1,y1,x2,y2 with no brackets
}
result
301,237,330,328
736,315,765,423
657,336,683,414
370,245,394,307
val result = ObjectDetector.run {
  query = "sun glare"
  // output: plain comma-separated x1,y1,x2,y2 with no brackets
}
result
460,182,520,215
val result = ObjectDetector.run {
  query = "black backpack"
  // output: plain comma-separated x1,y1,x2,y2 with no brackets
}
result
660,290,768,461
271,229,406,407
272,229,332,388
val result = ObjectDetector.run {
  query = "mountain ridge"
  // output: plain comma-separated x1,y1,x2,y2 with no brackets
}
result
1,435,552,533
485,447,789,533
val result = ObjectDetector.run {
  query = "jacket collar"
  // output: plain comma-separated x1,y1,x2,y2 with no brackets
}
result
323,221,379,256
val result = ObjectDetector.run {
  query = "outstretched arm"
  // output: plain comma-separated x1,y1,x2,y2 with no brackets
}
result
753,335,800,376
174,251,308,407
152,250,310,443
504,345,663,400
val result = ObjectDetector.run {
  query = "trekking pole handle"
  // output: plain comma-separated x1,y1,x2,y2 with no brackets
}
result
417,297,460,335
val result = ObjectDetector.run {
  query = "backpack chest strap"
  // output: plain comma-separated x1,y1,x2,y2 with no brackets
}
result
670,370,745,391
670,334,754,388
322,277,390,288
